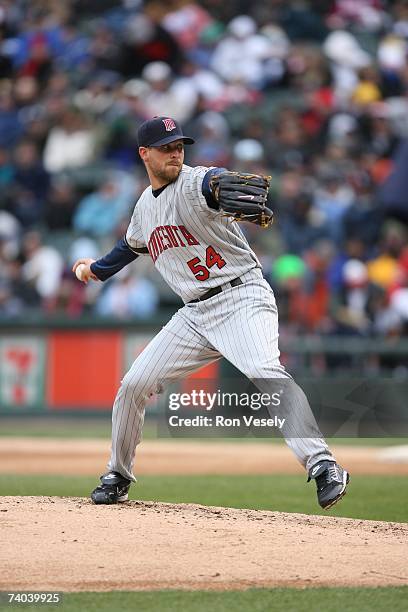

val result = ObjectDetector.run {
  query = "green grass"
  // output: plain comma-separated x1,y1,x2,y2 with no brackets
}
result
0,417,112,438
0,418,156,440
0,417,406,446
2,587,408,612
1,473,407,522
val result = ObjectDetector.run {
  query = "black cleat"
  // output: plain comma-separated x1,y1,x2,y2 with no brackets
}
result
308,461,350,510
91,471,131,505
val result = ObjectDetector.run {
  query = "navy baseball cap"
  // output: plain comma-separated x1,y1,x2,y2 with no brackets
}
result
137,116,195,147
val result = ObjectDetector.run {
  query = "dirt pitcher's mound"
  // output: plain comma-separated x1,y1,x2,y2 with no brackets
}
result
1,497,407,592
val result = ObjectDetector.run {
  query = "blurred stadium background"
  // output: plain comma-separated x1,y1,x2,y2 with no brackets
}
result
1,0,408,415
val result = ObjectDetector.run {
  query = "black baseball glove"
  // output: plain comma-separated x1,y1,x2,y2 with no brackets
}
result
209,171,273,228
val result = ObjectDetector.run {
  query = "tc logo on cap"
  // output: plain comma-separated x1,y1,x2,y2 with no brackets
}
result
162,118,176,132
137,116,194,147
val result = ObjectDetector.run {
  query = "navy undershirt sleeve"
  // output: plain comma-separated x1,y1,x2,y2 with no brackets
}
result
202,167,226,210
90,236,141,281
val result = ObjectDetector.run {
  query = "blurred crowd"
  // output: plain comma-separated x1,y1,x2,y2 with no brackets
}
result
1,0,408,339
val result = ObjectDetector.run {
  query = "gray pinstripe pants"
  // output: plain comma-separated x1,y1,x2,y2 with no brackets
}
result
108,269,334,481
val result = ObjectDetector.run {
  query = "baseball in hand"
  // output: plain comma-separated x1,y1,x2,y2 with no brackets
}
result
75,264,87,281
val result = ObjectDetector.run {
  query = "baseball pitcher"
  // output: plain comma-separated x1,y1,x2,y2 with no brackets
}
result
73,116,349,509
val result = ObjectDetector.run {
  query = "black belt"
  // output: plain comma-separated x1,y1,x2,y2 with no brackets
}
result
189,277,243,303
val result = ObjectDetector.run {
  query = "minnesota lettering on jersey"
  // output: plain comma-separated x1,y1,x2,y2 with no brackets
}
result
148,224,199,262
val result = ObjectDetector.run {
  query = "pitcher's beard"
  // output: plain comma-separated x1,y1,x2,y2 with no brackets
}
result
156,164,182,184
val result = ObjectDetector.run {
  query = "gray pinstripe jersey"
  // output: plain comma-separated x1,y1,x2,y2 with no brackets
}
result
126,164,261,303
